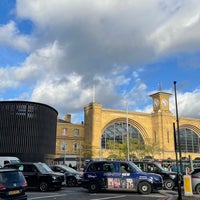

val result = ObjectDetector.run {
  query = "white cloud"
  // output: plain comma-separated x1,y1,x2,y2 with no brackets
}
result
0,21,31,52
0,0,200,122
149,1,200,55
170,89,200,119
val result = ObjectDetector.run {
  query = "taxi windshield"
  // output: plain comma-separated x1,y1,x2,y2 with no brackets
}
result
129,162,143,172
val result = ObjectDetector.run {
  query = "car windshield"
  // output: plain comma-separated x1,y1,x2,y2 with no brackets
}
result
35,163,53,173
59,165,77,173
154,162,166,171
129,162,143,172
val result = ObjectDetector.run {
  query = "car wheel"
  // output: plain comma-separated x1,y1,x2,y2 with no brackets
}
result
163,179,175,190
66,177,77,187
88,182,99,193
138,181,152,195
195,183,200,194
39,182,48,192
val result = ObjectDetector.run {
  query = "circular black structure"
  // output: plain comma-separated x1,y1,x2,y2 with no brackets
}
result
0,101,58,162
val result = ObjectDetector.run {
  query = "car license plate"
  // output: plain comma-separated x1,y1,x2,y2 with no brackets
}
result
9,190,20,195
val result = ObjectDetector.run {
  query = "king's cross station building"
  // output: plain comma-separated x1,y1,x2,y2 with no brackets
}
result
55,90,200,166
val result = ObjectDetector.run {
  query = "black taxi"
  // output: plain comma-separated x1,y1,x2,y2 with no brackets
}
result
81,160,163,195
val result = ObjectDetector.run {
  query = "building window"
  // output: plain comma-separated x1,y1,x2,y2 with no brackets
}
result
73,142,78,152
74,129,79,136
177,128,200,153
62,128,67,136
101,122,144,149
60,141,67,152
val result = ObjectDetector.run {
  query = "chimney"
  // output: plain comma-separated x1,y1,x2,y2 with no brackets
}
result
65,114,71,123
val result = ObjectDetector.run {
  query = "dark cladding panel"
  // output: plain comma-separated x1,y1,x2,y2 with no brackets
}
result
0,101,58,162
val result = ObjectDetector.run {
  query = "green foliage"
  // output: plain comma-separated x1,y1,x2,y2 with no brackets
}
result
80,143,93,159
105,137,163,160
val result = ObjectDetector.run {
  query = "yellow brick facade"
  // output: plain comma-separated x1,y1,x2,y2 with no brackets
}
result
55,91,200,165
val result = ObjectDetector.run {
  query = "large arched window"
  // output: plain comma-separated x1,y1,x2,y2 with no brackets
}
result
101,122,144,149
178,128,200,153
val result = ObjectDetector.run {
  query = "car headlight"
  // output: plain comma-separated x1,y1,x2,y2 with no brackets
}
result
169,175,176,179
52,176,57,180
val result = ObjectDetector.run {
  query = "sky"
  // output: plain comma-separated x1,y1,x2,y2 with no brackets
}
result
0,0,200,123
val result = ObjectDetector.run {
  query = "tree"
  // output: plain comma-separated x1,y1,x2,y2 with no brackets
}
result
105,137,163,160
144,140,163,158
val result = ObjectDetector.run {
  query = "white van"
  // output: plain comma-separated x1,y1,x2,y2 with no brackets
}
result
0,156,20,168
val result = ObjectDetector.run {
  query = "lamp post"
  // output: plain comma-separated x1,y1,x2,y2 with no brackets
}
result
126,102,130,161
99,137,102,161
174,81,182,200
62,142,67,165
174,81,183,172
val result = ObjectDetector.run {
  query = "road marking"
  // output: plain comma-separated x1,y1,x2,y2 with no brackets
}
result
29,194,66,199
91,195,127,200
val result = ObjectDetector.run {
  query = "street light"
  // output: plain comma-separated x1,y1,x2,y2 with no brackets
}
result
61,141,67,165
126,102,130,161
174,81,182,200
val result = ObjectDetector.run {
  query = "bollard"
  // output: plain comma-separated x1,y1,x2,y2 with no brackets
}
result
183,174,193,196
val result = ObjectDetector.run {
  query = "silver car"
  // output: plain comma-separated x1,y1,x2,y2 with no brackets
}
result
190,168,200,194
50,165,82,187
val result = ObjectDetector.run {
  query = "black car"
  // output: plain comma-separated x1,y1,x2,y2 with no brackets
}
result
0,168,27,200
4,162,64,192
133,161,180,190
50,165,82,186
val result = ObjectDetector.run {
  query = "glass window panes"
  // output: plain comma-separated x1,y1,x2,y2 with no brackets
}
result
60,141,67,151
74,129,79,136
101,122,144,149
62,128,67,136
176,128,200,153
73,142,78,152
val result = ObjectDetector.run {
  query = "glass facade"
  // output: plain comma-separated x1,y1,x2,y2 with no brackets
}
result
101,122,144,149
178,128,200,153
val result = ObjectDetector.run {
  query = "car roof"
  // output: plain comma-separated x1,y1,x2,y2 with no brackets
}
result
0,168,19,172
86,160,131,165
5,162,43,165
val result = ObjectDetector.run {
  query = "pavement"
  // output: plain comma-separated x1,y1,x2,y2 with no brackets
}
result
161,190,200,200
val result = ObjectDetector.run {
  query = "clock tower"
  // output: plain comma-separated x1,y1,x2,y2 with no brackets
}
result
150,91,172,112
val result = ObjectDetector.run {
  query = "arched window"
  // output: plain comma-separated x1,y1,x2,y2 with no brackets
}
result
177,128,200,153
101,122,144,149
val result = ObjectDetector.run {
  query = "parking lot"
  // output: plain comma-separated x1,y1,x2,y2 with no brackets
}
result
26,186,175,200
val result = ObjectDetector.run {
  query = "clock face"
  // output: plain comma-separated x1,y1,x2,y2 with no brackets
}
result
162,99,168,106
154,99,159,107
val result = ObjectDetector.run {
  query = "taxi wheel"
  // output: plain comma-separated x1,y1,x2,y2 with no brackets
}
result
163,179,175,190
88,182,99,193
138,181,152,195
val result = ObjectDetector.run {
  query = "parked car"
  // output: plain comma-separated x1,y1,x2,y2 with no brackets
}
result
0,168,27,200
189,167,200,194
0,157,20,168
4,162,64,192
81,160,163,195
50,165,82,186
133,161,180,190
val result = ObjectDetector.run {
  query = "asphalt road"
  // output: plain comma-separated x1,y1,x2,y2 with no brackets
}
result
26,186,174,200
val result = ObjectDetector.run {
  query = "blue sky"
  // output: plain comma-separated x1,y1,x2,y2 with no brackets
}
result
0,0,200,122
